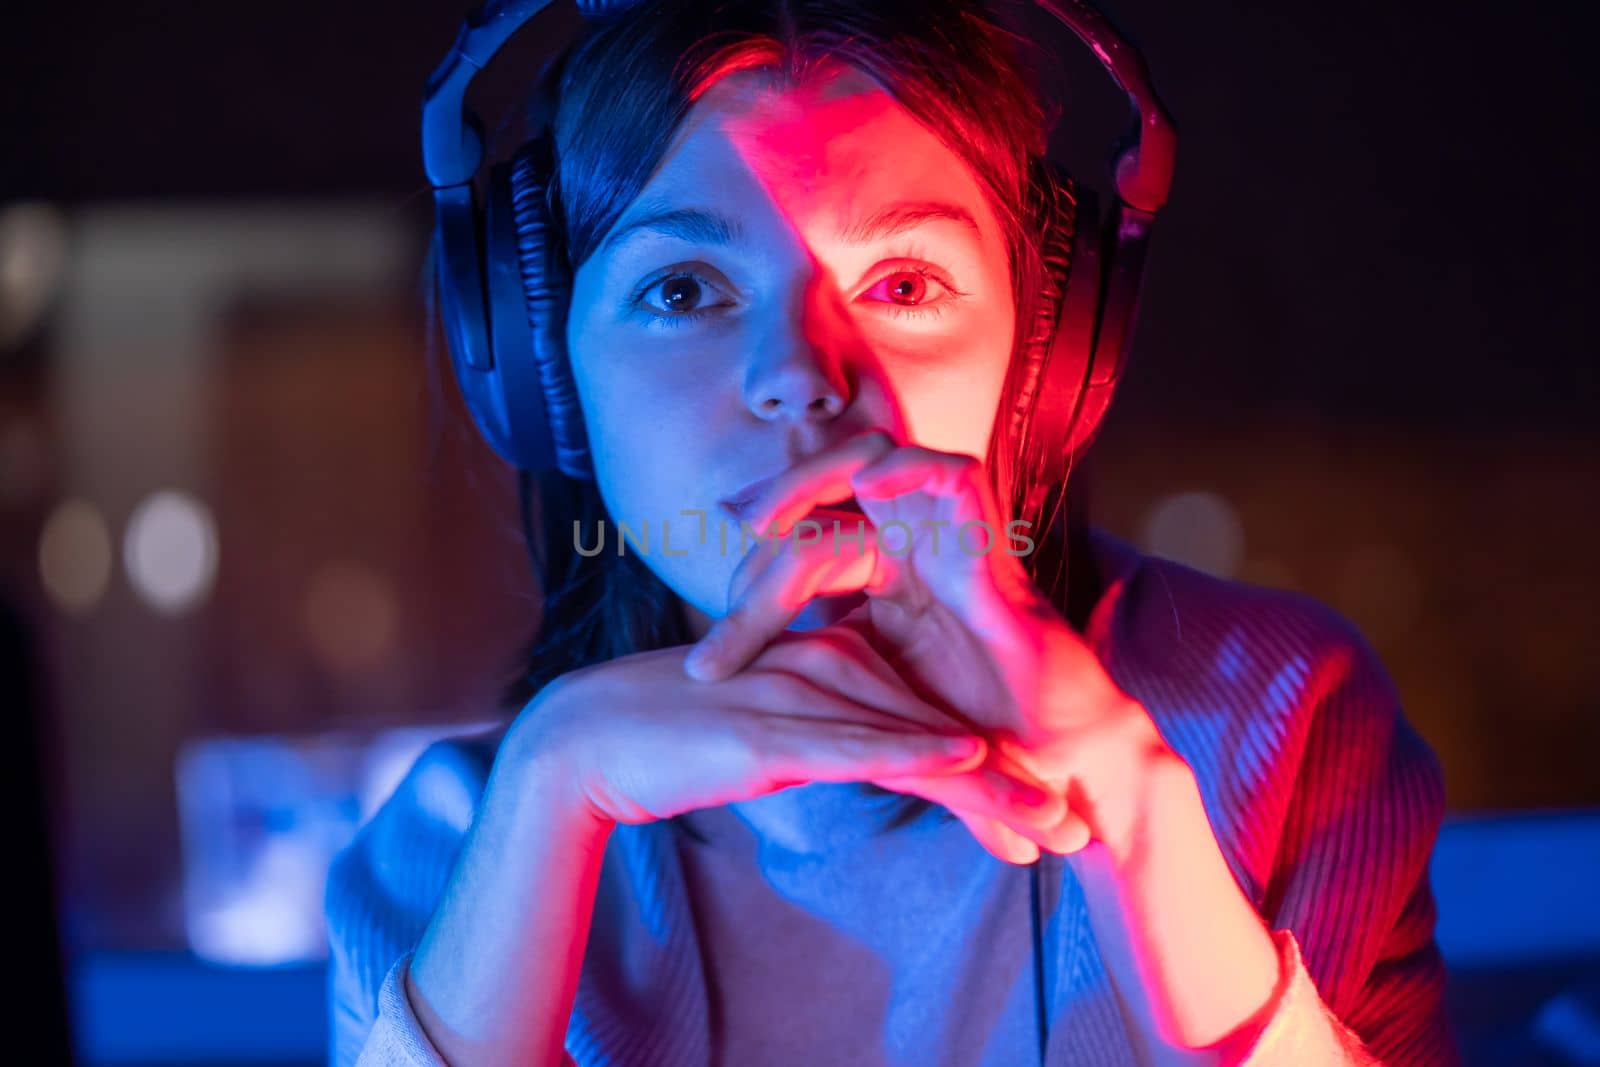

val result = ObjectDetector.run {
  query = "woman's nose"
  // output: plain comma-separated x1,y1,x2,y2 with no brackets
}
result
745,361,846,423
743,288,852,425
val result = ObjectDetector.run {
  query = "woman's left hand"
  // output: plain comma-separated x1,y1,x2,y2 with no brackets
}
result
685,429,1180,865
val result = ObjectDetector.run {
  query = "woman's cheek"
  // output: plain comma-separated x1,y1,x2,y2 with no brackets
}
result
875,353,1008,457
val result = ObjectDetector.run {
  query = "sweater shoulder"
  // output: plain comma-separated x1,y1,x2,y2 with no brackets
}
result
327,725,507,916
1089,530,1438,899
1089,526,1385,702
1132,547,1436,774
321,723,502,927
324,724,510,1067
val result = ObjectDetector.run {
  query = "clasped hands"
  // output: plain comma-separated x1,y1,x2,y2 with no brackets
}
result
683,429,1176,866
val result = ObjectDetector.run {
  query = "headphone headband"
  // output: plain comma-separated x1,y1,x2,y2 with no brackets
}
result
423,0,1174,200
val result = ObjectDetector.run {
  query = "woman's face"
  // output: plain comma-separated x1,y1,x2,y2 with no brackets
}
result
566,63,1017,630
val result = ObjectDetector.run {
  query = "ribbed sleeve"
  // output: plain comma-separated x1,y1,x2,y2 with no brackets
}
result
1257,617,1458,1065
1077,528,1458,1065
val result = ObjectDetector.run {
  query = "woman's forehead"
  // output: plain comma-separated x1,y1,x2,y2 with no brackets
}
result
634,66,996,246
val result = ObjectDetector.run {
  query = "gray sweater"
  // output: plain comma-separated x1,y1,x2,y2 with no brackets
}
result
326,526,1459,1065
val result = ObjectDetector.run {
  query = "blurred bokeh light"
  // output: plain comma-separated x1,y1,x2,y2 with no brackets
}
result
124,490,219,616
38,498,113,616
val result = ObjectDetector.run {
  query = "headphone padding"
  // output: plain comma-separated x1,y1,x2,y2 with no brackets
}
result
507,137,594,479
471,160,556,471
1012,158,1100,503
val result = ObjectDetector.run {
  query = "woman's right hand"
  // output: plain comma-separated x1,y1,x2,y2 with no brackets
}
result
516,617,1069,842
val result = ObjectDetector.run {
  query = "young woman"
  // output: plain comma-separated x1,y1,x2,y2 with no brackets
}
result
327,0,1458,1063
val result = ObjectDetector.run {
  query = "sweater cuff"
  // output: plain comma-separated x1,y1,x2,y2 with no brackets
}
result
1220,929,1381,1067
357,953,582,1067
356,953,451,1067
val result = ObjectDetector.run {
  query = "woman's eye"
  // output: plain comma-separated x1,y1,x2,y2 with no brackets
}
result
633,270,734,326
859,266,962,319
653,275,706,313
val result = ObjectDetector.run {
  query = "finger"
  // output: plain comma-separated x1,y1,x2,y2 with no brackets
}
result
745,625,965,734
834,449,1046,655
945,794,1092,856
754,715,988,785
957,809,1041,865
873,762,1093,854
1039,809,1094,855
731,665,989,741
979,743,1095,854
743,429,901,535
686,513,882,682
871,758,1065,829
850,445,997,518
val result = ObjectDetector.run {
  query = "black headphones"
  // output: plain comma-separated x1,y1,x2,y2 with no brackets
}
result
423,0,1174,518
422,0,1174,1055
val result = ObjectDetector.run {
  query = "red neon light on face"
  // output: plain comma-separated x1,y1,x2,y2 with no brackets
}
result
703,62,1017,456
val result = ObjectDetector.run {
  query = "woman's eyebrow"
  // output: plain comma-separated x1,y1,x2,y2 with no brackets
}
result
602,203,744,257
601,199,981,257
837,201,982,246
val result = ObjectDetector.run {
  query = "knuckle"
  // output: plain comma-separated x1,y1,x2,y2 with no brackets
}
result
788,635,836,672
826,727,877,763
747,715,823,781
764,629,844,675
802,627,853,661
749,635,806,675
822,620,871,652
743,667,814,709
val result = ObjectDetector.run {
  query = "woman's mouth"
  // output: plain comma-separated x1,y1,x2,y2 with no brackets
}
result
718,484,865,525
717,476,776,522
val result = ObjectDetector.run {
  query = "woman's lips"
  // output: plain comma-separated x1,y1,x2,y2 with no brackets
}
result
718,482,865,524
717,474,779,521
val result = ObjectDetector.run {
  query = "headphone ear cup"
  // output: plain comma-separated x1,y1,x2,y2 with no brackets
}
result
436,157,548,472
502,137,593,479
1011,157,1096,507
434,149,573,475
432,174,519,461
1050,180,1109,462
1017,157,1076,389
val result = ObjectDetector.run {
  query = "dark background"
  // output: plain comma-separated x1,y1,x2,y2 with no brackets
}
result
6,1,1593,430
0,0,1594,1027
